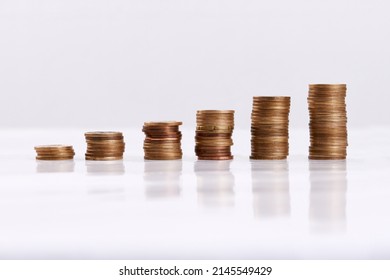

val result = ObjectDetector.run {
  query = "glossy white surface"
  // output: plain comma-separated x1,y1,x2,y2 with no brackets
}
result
0,127,389,259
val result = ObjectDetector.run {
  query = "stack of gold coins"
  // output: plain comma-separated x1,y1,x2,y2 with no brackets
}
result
142,121,183,160
308,84,348,160
34,145,75,160
85,131,125,160
195,110,235,160
250,96,291,160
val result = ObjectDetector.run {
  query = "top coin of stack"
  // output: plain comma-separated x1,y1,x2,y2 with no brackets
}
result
251,96,291,160
142,121,183,160
308,84,348,160
34,145,75,160
85,131,125,160
195,110,235,160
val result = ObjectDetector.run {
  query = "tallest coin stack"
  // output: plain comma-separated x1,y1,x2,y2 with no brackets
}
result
308,84,348,160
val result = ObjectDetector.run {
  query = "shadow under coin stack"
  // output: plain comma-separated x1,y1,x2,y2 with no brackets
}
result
308,84,348,160
142,122,183,160
195,110,235,160
251,97,291,160
85,131,125,160
34,145,75,160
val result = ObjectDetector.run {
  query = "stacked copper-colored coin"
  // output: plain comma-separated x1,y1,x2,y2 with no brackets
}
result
251,96,291,160
308,84,348,160
34,145,75,160
142,121,183,160
85,131,125,160
195,110,235,160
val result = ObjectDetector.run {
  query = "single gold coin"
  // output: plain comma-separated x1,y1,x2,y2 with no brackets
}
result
143,121,182,127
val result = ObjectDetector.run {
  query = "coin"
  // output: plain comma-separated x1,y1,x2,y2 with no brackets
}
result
250,96,290,160
85,155,123,161
308,84,347,160
36,156,74,161
142,121,183,160
85,131,122,137
85,131,125,161
144,121,183,127
197,110,235,114
195,110,235,160
197,156,234,160
144,156,182,160
34,145,75,160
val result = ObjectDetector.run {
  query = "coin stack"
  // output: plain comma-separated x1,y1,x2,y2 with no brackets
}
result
251,96,291,160
195,110,235,160
308,84,348,160
142,121,183,160
85,131,125,160
34,145,75,160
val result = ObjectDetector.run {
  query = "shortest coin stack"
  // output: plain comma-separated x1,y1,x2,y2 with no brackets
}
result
34,145,75,160
142,121,183,160
195,110,235,160
85,131,125,160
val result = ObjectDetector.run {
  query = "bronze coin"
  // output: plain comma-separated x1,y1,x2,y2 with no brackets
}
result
85,131,123,137
85,155,123,161
36,156,74,160
197,156,233,160
143,121,182,127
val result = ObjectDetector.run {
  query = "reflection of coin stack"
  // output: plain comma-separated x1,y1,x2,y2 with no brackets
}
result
34,145,75,160
309,160,347,233
251,160,290,218
142,121,183,160
308,84,348,159
85,132,125,161
195,110,234,160
194,160,235,207
36,160,75,173
86,161,125,175
251,97,291,160
144,161,182,198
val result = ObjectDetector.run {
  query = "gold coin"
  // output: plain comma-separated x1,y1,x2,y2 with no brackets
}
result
34,145,73,150
36,156,74,160
197,110,234,114
197,156,233,160
143,121,182,127
85,155,123,161
85,131,123,137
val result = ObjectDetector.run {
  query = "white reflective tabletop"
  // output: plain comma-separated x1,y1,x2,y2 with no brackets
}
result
0,127,389,259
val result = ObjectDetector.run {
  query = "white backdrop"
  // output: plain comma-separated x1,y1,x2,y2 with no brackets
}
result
1,0,389,129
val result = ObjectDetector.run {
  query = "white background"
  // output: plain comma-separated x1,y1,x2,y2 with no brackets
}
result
1,0,390,128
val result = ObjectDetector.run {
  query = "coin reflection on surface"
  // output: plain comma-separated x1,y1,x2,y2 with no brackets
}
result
36,160,75,173
194,160,235,207
86,160,125,175
144,160,182,199
251,160,290,219
309,160,347,233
